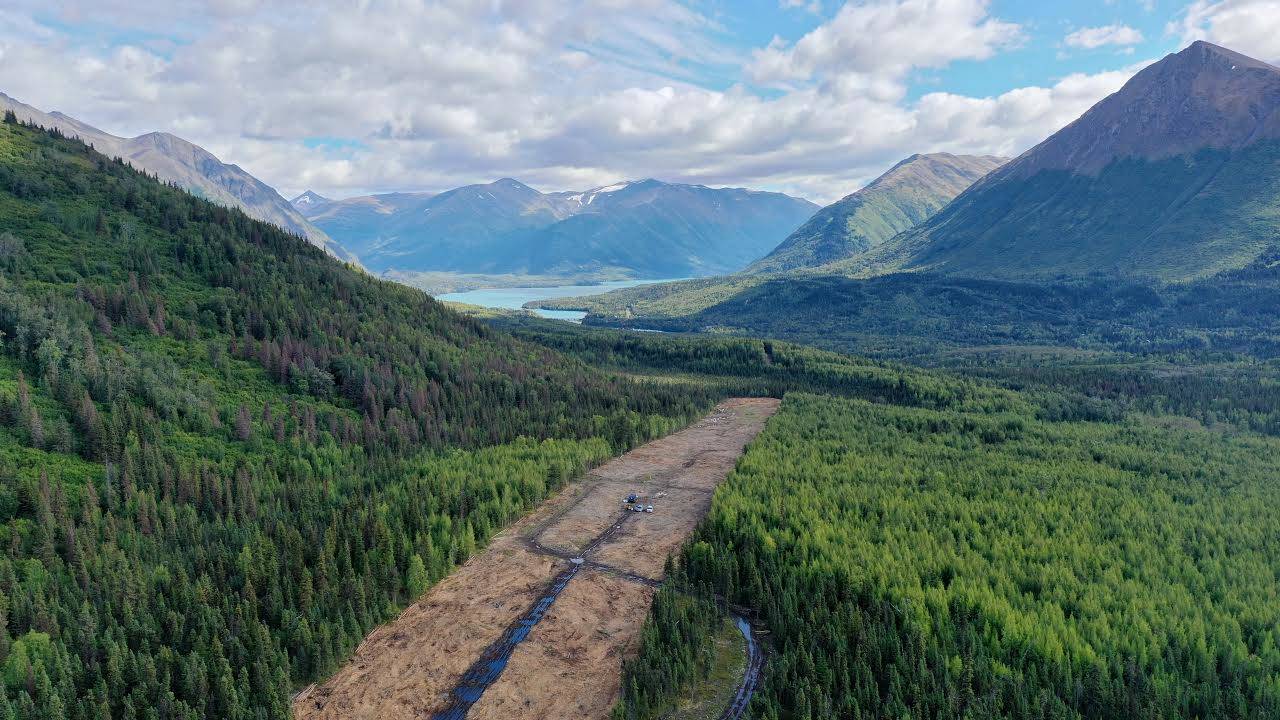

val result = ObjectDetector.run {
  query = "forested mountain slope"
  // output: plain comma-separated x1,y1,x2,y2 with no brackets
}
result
746,153,1004,275
0,92,350,261
556,265,1280,359
0,115,725,719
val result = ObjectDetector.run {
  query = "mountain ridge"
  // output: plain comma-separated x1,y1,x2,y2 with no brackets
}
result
0,92,353,262
291,190,331,209
301,177,818,278
1004,41,1280,179
851,41,1280,282
746,152,1005,274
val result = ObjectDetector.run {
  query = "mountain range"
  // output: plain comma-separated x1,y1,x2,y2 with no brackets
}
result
527,152,1009,319
10,39,1277,293
295,178,818,278
4,32,1280,720
0,90,820,281
850,41,1280,282
0,92,353,262
746,152,1005,274
538,40,1280,355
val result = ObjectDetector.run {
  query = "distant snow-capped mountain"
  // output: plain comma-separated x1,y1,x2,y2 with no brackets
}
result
300,178,818,278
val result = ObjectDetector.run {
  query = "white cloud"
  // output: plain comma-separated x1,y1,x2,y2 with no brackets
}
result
1064,24,1145,49
1172,0,1280,63
0,1,1139,205
913,63,1147,156
749,0,1023,88
780,0,823,14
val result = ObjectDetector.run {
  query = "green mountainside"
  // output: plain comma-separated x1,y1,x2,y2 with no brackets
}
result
535,42,1280,357
0,92,350,262
850,41,1280,282
745,153,1003,274
0,116,730,718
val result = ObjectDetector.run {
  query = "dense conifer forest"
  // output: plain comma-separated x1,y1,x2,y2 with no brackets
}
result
4,112,1280,720
539,270,1280,360
0,117,736,719
618,390,1280,719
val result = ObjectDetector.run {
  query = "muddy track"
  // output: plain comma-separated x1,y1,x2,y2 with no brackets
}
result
294,397,779,720
719,616,764,720
440,498,766,720
432,505,642,718
431,563,583,720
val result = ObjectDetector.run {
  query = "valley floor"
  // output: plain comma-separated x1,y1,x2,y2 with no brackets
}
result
292,398,778,720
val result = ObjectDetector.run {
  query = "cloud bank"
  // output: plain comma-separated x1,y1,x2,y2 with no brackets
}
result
0,1,1150,203
1173,0,1280,64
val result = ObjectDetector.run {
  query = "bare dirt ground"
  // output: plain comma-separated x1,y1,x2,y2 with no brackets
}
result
466,567,656,720
293,397,778,720
533,477,637,556
291,505,573,719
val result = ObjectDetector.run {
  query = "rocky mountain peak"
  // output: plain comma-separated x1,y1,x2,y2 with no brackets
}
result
1003,41,1280,178
291,190,330,208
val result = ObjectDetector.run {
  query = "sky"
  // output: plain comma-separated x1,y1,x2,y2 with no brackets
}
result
1,0,1278,204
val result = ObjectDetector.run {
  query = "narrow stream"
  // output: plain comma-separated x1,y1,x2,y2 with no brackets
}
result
721,614,764,720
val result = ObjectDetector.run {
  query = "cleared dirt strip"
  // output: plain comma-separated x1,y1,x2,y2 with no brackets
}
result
293,397,778,720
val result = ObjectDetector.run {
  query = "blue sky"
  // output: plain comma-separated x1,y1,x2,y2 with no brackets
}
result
0,1,1276,202
916,0,1178,97
661,1,1185,98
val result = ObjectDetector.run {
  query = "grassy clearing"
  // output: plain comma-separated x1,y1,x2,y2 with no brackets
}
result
666,618,748,720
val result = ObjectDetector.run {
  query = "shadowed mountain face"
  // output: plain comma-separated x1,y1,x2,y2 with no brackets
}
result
855,41,1280,283
299,178,818,278
0,92,353,261
745,153,1004,275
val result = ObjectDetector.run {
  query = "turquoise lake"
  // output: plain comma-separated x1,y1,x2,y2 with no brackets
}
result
436,279,684,321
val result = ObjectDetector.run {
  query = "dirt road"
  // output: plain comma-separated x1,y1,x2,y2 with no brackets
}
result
293,397,778,720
